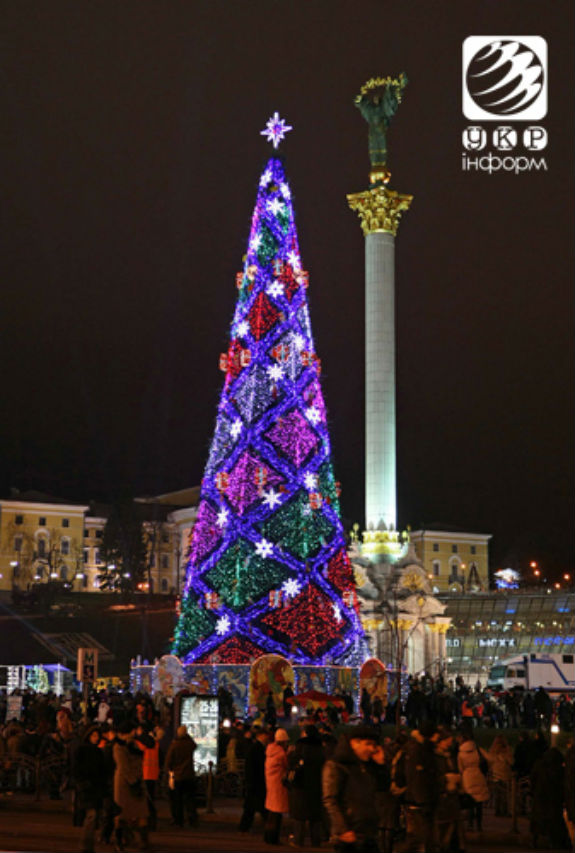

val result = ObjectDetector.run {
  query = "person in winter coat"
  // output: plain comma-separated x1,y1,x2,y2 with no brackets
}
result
434,732,463,853
140,723,163,830
456,726,489,834
239,727,270,833
484,734,513,816
404,722,440,853
164,725,198,828
74,725,109,853
264,728,289,844
322,726,380,853
287,724,325,847
371,743,395,853
112,721,150,851
530,746,570,850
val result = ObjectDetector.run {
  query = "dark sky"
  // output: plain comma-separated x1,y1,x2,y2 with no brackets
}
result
2,1,573,579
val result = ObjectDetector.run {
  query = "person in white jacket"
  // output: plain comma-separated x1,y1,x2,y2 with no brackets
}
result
456,727,489,833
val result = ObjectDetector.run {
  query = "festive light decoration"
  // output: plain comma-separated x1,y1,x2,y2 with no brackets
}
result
172,150,366,665
260,112,293,148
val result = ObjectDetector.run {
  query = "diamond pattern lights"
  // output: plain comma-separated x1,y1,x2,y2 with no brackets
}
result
172,151,365,665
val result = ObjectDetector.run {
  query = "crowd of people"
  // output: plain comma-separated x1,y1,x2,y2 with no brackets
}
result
0,682,573,852
222,712,575,852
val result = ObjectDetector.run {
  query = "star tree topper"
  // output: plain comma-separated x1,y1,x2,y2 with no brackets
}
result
260,112,293,149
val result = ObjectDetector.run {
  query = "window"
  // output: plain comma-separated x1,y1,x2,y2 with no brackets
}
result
471,545,476,555
162,532,169,544
95,549,101,564
433,560,440,577
452,544,458,554
39,517,46,527
161,578,169,593
62,519,69,528
432,543,439,552
60,566,68,581
150,553,156,568
14,536,22,552
37,539,46,558
84,550,89,564
84,529,89,538
61,538,70,556
161,554,169,570
15,515,23,525
95,530,103,539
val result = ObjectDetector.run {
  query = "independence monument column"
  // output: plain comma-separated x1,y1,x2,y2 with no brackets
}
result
348,76,412,559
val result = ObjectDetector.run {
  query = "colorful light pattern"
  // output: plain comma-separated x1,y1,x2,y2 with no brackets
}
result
173,154,366,665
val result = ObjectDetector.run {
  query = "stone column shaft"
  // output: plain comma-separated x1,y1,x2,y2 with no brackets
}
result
366,232,396,529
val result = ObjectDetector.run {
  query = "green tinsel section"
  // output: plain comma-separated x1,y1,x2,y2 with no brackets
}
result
257,224,278,266
205,538,287,611
318,461,342,515
262,491,334,560
277,206,290,233
172,599,215,655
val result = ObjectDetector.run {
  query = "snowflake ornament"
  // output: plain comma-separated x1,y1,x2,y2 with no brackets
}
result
255,538,274,559
267,280,284,299
267,364,284,382
304,471,318,491
280,183,291,200
262,488,282,510
306,406,321,425
217,508,229,528
287,250,301,271
259,167,273,187
216,615,231,635
230,419,243,439
260,112,293,149
250,233,262,251
267,198,284,217
282,578,301,598
332,604,342,623
236,320,249,338
293,333,305,351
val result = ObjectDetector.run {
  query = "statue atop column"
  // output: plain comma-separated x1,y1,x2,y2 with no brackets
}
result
355,74,408,181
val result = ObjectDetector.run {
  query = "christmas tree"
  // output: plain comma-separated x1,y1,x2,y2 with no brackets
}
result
173,115,365,665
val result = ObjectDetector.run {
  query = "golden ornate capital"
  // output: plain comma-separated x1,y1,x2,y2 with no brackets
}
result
347,185,413,236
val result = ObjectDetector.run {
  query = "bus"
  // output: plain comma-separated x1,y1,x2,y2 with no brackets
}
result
487,653,575,694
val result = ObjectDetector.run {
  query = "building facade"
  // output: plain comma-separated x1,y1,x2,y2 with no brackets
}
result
0,490,199,596
409,528,491,593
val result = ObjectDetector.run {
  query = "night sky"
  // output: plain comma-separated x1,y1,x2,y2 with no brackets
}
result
2,1,573,579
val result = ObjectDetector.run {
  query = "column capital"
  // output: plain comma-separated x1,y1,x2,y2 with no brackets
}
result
347,185,413,237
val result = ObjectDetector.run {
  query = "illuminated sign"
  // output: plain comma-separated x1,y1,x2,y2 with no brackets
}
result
179,695,219,773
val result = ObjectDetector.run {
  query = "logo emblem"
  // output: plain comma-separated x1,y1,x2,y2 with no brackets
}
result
463,37,547,120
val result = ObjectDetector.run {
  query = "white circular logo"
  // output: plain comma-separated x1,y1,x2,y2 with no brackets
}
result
466,40,544,116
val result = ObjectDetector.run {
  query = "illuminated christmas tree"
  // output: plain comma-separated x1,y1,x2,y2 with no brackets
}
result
173,115,365,665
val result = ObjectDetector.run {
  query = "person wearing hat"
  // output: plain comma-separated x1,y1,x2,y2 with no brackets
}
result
112,721,150,851
404,720,440,853
164,724,198,829
264,728,290,844
322,725,380,852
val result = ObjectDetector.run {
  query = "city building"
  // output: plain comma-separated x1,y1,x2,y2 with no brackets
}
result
0,488,200,596
409,526,491,593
